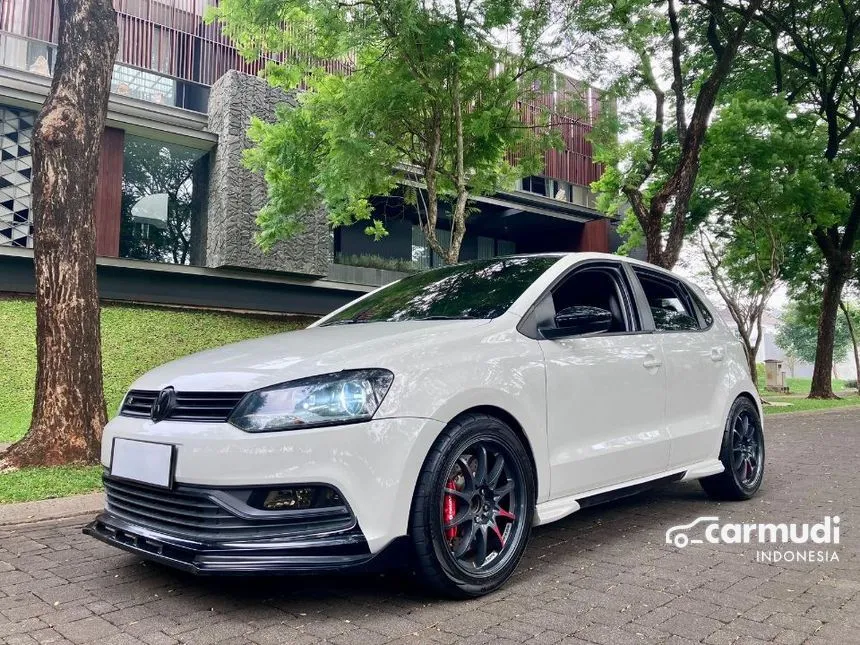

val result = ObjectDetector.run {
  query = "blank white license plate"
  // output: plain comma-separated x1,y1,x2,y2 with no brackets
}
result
111,438,174,488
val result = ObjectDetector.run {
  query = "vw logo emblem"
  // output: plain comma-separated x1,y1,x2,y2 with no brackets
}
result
151,387,176,423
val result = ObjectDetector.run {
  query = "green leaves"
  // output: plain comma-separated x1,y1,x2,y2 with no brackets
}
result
695,94,852,289
212,0,565,253
777,300,852,365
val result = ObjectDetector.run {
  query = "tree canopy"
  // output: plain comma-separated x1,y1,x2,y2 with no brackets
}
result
210,0,574,263
718,0,860,397
577,0,764,268
776,300,850,367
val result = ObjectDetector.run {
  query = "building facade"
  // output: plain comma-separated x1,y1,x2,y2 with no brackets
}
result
0,0,620,315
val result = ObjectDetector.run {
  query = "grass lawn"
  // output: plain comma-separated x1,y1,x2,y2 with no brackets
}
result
0,466,103,503
762,393,860,415
756,363,860,415
0,298,303,503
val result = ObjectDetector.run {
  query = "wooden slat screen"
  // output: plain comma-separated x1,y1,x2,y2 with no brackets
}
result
1,0,602,185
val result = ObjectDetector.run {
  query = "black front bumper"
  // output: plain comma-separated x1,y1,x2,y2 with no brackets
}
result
84,513,388,574
84,476,406,575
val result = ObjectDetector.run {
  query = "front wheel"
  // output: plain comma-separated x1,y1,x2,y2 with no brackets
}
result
700,397,765,500
409,413,535,598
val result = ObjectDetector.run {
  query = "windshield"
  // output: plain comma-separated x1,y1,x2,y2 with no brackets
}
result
321,256,560,325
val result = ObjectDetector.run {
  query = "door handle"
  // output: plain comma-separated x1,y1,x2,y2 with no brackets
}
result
643,355,662,370
710,347,725,362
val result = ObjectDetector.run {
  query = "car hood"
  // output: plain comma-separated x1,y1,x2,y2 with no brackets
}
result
131,319,492,393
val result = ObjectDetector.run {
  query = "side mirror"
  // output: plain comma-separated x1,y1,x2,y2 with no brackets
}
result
540,305,613,339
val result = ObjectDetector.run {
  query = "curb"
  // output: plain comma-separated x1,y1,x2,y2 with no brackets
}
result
764,403,860,418
0,491,104,526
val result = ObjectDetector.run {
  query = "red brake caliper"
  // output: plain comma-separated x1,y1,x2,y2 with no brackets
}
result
444,479,457,540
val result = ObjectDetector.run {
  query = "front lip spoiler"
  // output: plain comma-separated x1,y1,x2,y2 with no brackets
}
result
84,512,407,575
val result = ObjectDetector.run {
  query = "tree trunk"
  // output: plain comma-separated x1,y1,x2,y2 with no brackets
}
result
447,65,468,266
840,300,860,396
2,0,119,467
742,336,758,388
809,262,849,399
638,0,763,269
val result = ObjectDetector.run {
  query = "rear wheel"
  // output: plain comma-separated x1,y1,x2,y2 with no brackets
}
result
409,413,535,598
700,397,764,500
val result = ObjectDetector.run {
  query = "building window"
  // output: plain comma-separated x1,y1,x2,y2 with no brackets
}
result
477,236,494,259
0,32,55,76
0,104,35,249
411,225,431,269
497,240,516,256
431,228,451,267
119,135,208,266
520,176,548,197
112,64,177,107
151,26,172,75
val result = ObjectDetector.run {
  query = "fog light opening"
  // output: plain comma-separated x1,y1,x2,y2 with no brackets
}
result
260,486,342,511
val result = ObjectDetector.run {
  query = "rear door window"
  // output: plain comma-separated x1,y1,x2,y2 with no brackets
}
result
634,270,701,332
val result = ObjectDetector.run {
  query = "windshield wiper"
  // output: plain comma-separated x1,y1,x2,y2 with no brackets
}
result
321,319,374,326
323,315,479,326
417,315,479,320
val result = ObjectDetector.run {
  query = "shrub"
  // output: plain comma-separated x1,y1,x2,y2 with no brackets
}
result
335,253,421,273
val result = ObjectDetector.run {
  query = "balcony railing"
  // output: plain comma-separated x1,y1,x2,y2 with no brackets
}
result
0,31,210,112
0,0,604,185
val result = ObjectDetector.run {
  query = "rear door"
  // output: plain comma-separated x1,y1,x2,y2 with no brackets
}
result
537,261,670,498
630,268,727,469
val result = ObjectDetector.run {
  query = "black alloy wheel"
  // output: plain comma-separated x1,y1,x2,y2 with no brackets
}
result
701,397,765,500
730,409,763,488
441,440,527,575
409,413,535,597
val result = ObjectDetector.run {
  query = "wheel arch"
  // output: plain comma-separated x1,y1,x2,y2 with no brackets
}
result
448,405,540,497
404,404,544,544
734,389,764,422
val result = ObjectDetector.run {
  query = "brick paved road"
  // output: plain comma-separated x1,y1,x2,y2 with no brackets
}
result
2,408,859,645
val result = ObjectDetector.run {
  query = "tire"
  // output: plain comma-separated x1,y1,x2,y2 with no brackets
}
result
408,413,536,598
700,397,765,501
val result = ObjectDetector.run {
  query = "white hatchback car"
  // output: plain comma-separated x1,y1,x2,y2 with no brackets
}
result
86,252,764,597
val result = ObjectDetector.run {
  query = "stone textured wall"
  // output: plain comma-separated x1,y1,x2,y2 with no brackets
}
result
205,70,332,276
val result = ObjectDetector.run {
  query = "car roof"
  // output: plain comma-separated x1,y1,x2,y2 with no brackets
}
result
503,252,684,281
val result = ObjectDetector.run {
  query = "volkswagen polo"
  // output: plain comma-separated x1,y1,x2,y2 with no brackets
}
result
85,252,764,597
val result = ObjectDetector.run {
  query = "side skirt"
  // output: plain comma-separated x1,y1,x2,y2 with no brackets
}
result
533,459,724,527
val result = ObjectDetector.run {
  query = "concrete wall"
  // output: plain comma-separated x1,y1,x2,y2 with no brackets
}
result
205,71,332,277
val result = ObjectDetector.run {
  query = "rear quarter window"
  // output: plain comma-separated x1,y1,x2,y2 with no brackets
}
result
688,289,715,329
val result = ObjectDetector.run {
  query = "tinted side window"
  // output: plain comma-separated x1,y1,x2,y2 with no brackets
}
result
551,267,633,333
635,271,700,332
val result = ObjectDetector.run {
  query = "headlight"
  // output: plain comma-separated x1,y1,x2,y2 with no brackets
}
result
228,369,394,433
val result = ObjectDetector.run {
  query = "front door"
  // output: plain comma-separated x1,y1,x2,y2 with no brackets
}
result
538,262,670,498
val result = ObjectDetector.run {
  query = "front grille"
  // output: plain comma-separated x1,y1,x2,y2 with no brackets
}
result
103,478,358,543
121,390,245,422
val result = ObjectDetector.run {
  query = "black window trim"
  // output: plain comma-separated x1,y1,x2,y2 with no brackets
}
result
517,259,647,340
630,266,708,334
686,285,716,331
